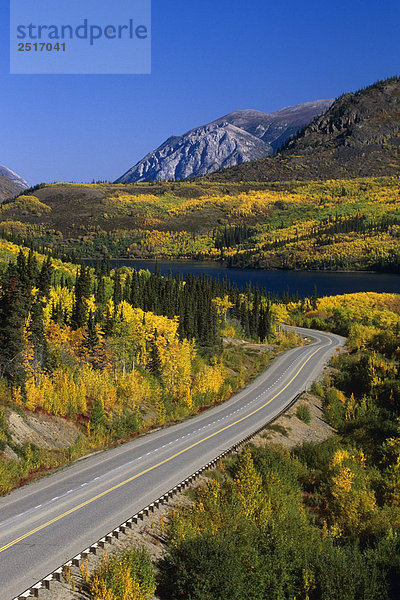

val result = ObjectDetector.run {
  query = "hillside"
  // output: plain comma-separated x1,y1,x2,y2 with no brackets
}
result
1,177,400,271
207,77,400,182
116,100,332,182
0,165,29,201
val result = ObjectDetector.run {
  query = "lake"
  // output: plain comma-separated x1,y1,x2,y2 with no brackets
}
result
107,259,400,298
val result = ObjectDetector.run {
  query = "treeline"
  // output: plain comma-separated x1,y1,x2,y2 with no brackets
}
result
225,212,400,272
0,226,79,264
0,250,276,391
75,262,274,349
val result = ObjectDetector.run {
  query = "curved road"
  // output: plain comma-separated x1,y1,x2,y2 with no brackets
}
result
0,327,344,600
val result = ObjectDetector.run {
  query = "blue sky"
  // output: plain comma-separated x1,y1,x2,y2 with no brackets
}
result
1,0,399,185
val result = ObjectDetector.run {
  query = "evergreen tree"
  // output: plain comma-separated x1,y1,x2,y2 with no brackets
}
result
71,266,91,329
0,266,28,389
104,300,115,335
26,249,39,285
112,269,122,307
51,300,64,325
83,310,99,352
37,255,53,297
95,276,106,305
91,398,107,435
311,284,318,310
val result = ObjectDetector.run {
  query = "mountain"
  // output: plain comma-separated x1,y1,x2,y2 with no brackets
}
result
207,77,400,182
116,100,333,183
0,165,29,201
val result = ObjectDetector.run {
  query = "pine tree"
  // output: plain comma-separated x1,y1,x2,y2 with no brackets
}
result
311,284,318,310
95,276,106,305
51,301,64,325
71,266,91,329
83,311,99,352
26,249,39,285
37,255,53,297
0,266,28,389
91,398,107,435
112,269,122,307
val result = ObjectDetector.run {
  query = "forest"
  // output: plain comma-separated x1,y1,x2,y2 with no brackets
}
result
1,176,400,271
0,239,296,494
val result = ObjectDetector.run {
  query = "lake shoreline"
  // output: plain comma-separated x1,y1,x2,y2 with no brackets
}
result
83,257,397,276
83,258,400,297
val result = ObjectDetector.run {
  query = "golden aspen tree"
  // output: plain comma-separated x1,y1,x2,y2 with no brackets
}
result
234,447,265,522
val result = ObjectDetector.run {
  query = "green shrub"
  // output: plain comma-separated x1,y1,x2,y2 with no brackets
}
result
158,531,251,600
310,381,324,397
296,403,311,424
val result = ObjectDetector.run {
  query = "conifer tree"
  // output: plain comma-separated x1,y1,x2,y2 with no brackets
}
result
0,266,28,389
37,255,53,297
83,310,99,352
95,276,106,305
112,269,122,307
91,398,107,435
311,284,318,310
71,266,91,329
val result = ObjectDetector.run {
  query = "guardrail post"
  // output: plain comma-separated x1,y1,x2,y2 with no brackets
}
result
31,583,42,597
52,568,63,582
43,576,53,590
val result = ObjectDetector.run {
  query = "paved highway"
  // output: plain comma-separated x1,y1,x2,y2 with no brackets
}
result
0,327,344,600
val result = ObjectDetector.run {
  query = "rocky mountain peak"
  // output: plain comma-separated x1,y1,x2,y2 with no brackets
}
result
116,99,333,183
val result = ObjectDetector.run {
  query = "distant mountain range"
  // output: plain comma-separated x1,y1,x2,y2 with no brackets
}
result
116,100,333,183
0,165,28,201
207,76,400,182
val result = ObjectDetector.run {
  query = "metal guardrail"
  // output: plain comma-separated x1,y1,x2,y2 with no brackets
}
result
12,391,305,600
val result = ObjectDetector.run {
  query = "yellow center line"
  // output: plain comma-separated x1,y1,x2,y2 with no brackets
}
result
0,337,331,555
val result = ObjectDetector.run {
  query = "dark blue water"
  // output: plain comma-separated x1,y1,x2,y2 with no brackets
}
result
107,260,400,298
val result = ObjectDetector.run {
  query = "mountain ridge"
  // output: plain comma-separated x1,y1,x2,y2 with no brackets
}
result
116,99,333,183
207,76,400,182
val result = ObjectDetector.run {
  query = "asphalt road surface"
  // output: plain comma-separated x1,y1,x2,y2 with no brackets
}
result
0,327,344,600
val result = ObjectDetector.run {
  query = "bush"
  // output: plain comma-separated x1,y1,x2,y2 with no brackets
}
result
91,547,156,600
310,381,324,397
158,531,250,600
296,403,311,424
